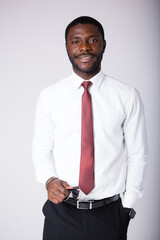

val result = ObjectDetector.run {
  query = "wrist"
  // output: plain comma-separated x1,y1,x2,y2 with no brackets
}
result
45,177,57,190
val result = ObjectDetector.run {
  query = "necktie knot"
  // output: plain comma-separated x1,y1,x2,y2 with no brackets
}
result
81,81,92,90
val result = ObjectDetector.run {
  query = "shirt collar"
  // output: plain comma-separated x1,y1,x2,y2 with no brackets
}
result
71,70,105,89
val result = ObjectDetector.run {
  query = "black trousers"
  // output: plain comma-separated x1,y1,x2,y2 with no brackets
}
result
42,198,130,240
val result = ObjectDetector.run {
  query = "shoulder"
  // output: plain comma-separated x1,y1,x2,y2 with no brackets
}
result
103,74,140,101
41,75,72,97
37,75,74,106
104,75,136,93
36,75,72,109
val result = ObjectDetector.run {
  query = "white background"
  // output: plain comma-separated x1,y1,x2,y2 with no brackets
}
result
0,0,159,239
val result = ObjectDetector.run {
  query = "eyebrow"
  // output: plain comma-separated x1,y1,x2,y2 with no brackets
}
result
69,35,100,40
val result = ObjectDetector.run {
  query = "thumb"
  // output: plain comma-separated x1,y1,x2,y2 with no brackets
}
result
62,181,74,189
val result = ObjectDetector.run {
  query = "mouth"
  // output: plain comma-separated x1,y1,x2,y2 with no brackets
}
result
75,54,95,63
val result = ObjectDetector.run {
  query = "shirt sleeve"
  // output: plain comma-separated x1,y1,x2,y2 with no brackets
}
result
122,88,148,209
32,90,57,185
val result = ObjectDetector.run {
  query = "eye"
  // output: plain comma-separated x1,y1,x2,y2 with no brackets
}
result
89,39,98,43
72,40,80,45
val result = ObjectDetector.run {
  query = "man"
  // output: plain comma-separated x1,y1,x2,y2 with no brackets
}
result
32,16,148,240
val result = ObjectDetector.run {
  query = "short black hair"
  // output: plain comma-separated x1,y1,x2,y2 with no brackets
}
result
65,16,105,42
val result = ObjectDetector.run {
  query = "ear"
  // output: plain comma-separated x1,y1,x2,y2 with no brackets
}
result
65,42,68,54
103,40,106,53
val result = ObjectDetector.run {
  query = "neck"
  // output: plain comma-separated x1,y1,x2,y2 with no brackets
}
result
73,67,101,80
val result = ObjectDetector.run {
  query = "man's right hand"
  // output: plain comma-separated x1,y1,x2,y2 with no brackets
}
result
47,178,73,204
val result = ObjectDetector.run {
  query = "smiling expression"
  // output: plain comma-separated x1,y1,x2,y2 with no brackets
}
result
66,24,106,80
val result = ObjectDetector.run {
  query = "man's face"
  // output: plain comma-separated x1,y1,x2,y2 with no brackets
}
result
66,24,106,78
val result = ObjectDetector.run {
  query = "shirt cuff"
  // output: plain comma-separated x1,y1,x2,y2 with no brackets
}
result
36,173,58,186
122,192,138,209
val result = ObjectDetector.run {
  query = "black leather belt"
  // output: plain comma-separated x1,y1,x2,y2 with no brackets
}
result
65,194,120,210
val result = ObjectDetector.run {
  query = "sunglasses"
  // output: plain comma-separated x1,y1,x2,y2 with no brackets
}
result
66,186,80,200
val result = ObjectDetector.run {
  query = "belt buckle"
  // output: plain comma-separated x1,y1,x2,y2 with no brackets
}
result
77,200,94,210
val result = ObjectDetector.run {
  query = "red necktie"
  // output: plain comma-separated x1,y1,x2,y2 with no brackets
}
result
79,81,95,195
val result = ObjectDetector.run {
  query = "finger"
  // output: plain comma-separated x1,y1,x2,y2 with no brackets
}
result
50,188,62,196
62,181,70,188
48,190,66,203
50,187,68,200
62,181,74,192
66,186,74,190
48,195,59,204
55,182,70,195
55,184,65,193
49,185,70,199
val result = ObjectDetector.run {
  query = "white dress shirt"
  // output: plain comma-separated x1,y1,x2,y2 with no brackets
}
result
32,71,148,208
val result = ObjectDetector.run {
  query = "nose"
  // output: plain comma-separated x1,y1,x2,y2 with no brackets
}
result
79,41,91,52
